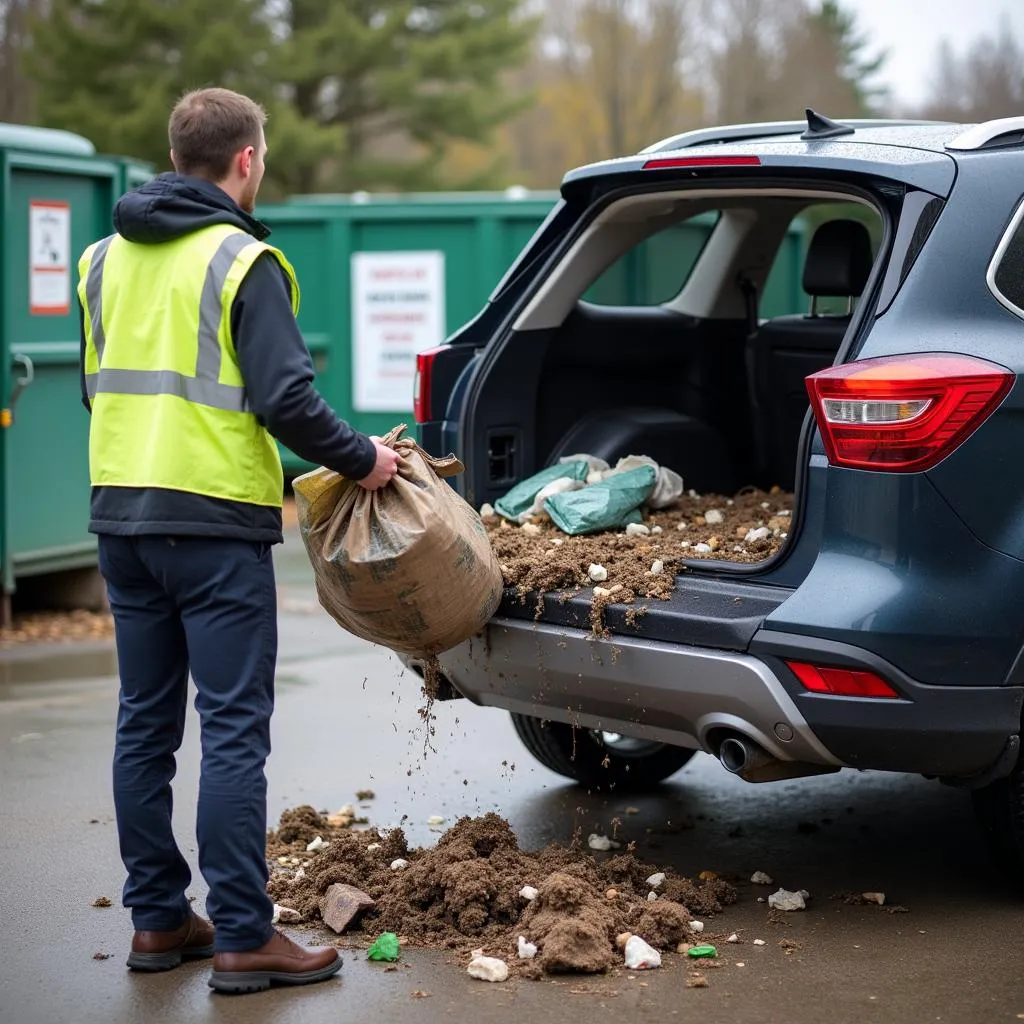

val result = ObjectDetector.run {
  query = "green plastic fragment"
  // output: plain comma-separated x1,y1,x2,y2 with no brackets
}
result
493,461,590,522
687,945,718,959
367,932,400,962
544,465,657,536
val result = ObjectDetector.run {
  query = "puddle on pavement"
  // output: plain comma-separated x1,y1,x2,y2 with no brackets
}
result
0,646,119,688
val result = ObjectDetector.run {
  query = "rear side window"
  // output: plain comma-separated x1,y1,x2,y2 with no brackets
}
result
584,211,720,306
990,201,1024,319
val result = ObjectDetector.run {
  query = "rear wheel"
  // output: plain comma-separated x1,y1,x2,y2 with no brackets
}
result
972,753,1024,885
510,713,696,791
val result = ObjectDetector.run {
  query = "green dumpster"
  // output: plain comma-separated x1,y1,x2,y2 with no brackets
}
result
0,124,129,618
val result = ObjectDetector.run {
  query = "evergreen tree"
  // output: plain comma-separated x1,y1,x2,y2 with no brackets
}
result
809,0,888,115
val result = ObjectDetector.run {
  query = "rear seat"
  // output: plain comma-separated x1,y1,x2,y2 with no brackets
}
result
747,219,873,490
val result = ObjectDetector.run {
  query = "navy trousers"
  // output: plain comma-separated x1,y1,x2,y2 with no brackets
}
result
98,535,277,953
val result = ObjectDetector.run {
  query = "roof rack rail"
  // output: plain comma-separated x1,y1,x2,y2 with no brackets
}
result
641,118,953,155
946,117,1024,151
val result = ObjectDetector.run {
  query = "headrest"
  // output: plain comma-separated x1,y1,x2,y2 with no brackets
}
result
802,219,873,298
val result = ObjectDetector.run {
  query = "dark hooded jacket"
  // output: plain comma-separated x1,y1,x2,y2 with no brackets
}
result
80,173,377,544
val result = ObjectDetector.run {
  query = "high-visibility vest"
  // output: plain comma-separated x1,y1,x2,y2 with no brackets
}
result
78,224,300,507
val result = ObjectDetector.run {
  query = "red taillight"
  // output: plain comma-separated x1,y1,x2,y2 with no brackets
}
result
642,155,762,170
787,661,900,699
414,347,445,424
806,353,1014,473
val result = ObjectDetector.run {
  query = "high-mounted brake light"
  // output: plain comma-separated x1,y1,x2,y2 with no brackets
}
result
806,353,1014,473
414,347,446,424
642,155,762,170
786,661,900,699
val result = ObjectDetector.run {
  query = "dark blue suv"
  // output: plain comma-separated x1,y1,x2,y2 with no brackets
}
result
409,111,1024,875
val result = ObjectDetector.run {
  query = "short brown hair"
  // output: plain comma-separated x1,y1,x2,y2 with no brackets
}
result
169,88,266,180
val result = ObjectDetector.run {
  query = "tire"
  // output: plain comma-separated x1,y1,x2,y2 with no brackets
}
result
972,755,1024,885
510,713,697,791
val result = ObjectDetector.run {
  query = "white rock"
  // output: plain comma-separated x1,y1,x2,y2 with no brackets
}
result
294,867,306,882
761,502,771,509
777,509,791,517
306,836,328,853
277,856,290,866
753,939,767,946
727,933,739,944
650,560,664,576
625,523,651,537
517,936,538,960
521,522,542,536
588,563,608,582
467,955,509,983
676,521,688,531
624,935,662,970
681,542,691,549
427,815,446,829
704,509,725,524
694,543,713,554
587,833,621,851
690,921,704,934
479,503,495,518
727,499,735,506
272,904,301,924
768,888,807,912
645,872,666,888
550,538,564,546
862,892,886,906
688,489,700,499
745,527,771,543
519,885,539,901
366,843,381,854
593,586,613,598
647,892,658,902
390,858,410,871
651,526,663,535
750,871,774,885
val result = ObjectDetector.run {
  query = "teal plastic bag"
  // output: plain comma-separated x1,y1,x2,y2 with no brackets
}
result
545,465,658,536
367,932,400,962
493,461,589,522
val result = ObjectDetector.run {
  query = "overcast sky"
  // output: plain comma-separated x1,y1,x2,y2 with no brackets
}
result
848,0,1024,110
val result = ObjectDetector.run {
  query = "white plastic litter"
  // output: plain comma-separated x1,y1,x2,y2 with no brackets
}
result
586,470,605,485
272,904,301,924
588,564,609,582
690,920,705,933
745,527,771,543
517,936,538,960
768,888,807,912
608,455,683,510
306,836,328,853
519,885,539,901
704,509,725,524
750,871,774,885
645,872,666,889
625,523,651,537
479,503,495,519
529,476,585,518
390,859,410,871
587,833,621,851
624,935,662,970
560,454,610,475
467,955,510,983
649,560,664,575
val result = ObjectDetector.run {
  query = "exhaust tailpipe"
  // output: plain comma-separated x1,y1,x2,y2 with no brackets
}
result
718,733,839,784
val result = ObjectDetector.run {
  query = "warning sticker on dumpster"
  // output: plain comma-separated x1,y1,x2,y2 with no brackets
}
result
29,201,71,316
352,251,445,412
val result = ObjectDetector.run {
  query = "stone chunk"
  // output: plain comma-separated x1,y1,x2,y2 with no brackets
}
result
321,883,375,934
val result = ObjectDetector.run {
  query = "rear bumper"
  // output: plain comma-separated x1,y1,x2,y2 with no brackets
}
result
420,617,1023,782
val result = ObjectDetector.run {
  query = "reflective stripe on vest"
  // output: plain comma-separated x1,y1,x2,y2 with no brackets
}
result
83,230,256,412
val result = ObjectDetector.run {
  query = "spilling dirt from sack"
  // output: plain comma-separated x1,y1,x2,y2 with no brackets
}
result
486,487,794,618
266,807,736,976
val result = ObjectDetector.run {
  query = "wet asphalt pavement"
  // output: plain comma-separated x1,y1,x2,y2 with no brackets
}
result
2,532,1024,1024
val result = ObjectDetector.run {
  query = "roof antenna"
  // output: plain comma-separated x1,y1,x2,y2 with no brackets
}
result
801,108,855,141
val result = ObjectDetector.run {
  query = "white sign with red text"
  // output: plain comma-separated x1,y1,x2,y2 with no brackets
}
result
351,251,446,412
29,200,71,315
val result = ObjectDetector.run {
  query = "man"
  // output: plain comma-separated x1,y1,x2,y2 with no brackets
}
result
77,87,400,995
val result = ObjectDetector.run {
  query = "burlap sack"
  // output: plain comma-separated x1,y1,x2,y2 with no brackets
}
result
292,425,504,658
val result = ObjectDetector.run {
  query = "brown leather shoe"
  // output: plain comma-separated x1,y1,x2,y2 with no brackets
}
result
127,911,215,972
209,930,342,994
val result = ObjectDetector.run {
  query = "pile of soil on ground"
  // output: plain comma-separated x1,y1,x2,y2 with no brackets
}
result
486,487,793,618
0,610,114,648
266,808,736,976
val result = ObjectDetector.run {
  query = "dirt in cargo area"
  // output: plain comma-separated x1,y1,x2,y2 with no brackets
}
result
266,807,737,975
485,487,794,625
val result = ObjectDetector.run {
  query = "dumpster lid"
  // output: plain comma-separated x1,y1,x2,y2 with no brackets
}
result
0,122,95,157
